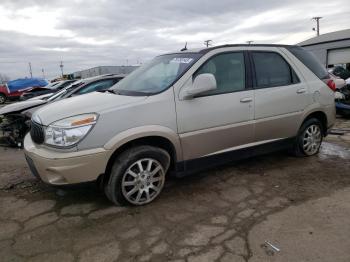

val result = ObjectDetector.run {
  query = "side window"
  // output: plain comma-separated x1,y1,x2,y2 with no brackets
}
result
77,79,115,94
252,52,299,88
193,52,245,96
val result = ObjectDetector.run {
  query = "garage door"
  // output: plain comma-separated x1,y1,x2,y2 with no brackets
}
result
328,48,350,65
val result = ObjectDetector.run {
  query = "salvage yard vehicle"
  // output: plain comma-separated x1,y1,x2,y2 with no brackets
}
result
0,74,124,147
1,78,48,103
19,80,76,101
24,44,335,206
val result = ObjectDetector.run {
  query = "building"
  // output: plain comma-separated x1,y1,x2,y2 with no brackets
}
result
72,65,138,79
298,29,350,70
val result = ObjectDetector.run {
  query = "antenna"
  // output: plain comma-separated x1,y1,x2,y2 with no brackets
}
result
181,42,188,51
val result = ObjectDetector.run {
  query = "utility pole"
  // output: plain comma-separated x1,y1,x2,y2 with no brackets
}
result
59,61,64,77
246,40,254,45
42,68,45,79
204,40,213,47
28,62,33,78
312,17,322,36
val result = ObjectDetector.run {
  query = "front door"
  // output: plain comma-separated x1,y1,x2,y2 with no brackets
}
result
176,51,255,161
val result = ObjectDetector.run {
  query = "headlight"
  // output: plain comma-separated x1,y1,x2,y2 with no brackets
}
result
44,113,98,147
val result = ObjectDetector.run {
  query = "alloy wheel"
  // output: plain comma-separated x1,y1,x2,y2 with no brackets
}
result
121,158,165,205
302,124,322,155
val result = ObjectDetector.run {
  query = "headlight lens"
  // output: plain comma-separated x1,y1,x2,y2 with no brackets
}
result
44,113,98,147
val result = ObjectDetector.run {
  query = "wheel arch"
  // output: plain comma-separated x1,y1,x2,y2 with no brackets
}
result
301,110,328,135
101,126,182,186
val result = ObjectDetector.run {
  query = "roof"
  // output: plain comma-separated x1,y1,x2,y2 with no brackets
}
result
169,44,299,55
298,29,350,47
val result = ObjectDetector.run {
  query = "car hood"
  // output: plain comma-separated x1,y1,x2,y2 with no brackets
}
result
34,91,148,125
28,93,52,101
0,99,47,115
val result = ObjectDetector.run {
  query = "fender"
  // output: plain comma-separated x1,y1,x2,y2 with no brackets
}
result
103,125,183,161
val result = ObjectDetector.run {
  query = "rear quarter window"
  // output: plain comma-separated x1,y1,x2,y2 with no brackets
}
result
287,47,329,79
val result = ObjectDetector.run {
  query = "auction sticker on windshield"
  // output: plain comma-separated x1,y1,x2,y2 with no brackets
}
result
170,58,193,64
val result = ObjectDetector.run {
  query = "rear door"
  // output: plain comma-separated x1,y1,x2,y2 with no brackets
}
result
251,49,308,142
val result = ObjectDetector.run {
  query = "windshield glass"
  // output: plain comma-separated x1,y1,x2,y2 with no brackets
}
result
48,80,84,101
112,53,201,95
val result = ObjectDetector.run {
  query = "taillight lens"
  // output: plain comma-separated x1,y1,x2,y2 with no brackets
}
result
326,79,336,92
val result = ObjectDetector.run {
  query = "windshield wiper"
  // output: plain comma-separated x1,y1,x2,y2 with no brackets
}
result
98,89,117,94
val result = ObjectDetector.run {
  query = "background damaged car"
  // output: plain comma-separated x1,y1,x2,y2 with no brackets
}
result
0,74,124,147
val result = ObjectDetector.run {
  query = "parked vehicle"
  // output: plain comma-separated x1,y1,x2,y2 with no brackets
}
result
24,44,335,206
0,74,124,147
335,84,350,117
329,73,346,90
0,83,43,104
329,66,350,80
2,78,49,103
0,84,10,104
20,80,76,101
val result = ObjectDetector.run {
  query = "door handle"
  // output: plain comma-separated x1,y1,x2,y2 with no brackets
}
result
296,88,307,94
240,97,253,103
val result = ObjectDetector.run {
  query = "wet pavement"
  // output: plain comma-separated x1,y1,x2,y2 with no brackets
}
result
0,118,350,262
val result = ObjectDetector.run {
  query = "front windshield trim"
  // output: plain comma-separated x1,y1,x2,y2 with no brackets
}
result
112,52,203,96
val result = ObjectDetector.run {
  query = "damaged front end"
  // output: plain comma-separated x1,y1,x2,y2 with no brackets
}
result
0,113,30,147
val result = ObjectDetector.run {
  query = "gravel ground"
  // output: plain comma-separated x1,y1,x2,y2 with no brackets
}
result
0,118,349,261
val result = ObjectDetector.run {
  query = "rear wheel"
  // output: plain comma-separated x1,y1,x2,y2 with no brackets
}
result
0,94,6,104
293,118,323,157
105,145,170,206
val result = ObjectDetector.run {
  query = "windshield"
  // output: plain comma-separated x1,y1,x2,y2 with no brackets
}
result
47,80,84,101
112,53,201,95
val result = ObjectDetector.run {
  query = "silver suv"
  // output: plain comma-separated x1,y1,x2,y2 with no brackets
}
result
24,44,335,206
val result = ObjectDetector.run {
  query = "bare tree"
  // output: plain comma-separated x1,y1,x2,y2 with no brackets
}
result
0,73,10,84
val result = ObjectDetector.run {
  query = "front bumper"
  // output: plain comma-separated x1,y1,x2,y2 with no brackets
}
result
23,134,111,185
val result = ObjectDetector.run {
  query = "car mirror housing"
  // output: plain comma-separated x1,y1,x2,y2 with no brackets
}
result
181,73,217,100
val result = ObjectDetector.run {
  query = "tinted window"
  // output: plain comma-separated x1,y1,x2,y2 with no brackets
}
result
77,79,115,94
252,52,299,88
287,47,329,79
194,52,245,96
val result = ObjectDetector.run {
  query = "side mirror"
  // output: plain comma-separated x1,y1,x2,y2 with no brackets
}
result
182,73,217,100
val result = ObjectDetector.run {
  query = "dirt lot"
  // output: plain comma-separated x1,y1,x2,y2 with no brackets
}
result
0,117,350,262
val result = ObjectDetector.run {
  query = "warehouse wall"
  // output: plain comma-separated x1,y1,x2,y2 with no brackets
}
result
301,39,350,66
73,66,138,79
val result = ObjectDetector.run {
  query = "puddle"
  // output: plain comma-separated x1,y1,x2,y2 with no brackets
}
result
319,142,350,160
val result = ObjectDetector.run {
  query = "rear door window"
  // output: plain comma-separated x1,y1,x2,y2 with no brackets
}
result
251,52,299,88
287,47,329,79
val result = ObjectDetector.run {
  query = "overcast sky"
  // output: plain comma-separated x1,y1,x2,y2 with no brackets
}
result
0,0,349,80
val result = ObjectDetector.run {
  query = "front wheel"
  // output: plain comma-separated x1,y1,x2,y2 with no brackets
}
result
105,145,170,206
293,118,323,157
0,94,6,104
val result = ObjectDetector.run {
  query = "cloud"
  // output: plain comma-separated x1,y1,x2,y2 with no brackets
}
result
0,0,349,79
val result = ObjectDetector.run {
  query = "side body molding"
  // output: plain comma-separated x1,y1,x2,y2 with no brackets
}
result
103,125,183,161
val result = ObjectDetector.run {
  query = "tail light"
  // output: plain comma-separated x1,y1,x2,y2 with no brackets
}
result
325,79,336,92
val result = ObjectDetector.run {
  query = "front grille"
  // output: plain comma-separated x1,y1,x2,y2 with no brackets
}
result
30,120,45,144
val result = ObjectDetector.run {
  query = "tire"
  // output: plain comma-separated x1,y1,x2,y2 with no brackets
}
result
0,94,6,104
104,145,170,206
293,118,323,157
